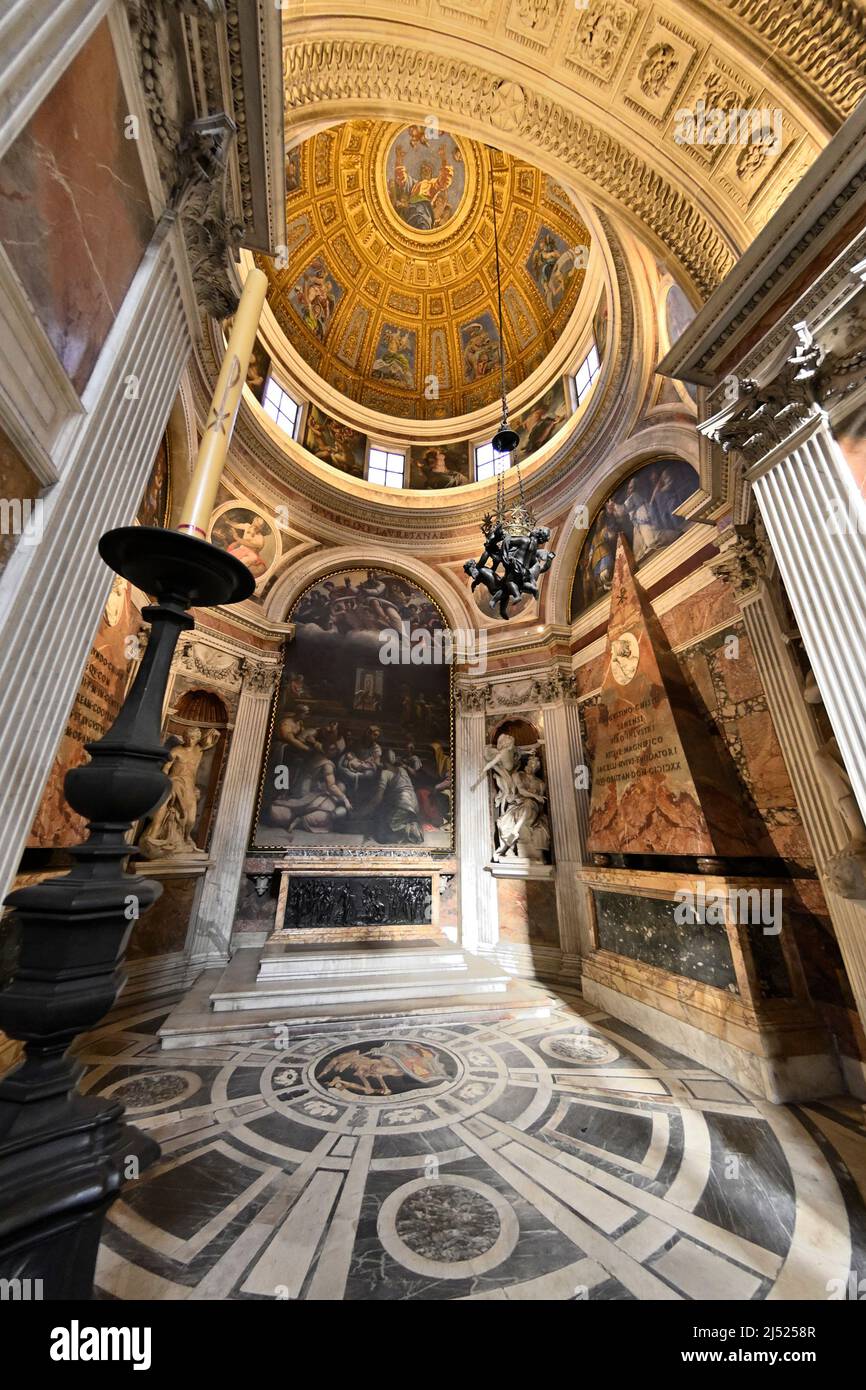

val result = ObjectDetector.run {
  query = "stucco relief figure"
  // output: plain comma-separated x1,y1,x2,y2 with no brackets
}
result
804,672,866,898
139,727,219,859
481,734,551,861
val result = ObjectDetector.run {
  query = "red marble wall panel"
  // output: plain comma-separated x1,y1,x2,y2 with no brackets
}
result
0,20,154,394
659,578,738,649
127,877,197,960
496,877,559,946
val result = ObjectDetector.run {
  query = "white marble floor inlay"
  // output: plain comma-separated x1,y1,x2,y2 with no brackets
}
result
82,990,866,1301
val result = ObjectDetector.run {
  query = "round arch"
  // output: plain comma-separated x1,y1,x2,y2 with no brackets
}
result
264,544,478,634
278,7,843,304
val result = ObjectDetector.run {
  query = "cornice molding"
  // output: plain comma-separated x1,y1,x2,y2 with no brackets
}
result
281,36,735,302
187,215,644,548
692,0,866,127
659,102,866,383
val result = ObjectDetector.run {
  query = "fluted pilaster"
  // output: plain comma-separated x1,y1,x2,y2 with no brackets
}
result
456,693,498,953
741,584,866,1038
751,417,866,824
186,664,277,966
541,693,594,973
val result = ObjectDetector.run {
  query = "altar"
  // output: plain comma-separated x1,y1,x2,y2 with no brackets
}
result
270,863,443,942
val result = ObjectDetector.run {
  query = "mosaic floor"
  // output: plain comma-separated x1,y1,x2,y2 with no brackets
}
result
83,989,866,1301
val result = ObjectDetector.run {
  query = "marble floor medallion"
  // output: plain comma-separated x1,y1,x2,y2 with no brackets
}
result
310,1037,461,1102
541,1031,621,1065
82,989,866,1301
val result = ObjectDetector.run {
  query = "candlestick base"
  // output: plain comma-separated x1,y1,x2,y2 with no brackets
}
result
0,524,255,1297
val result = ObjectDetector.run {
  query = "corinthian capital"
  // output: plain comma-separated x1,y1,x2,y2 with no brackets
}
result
243,663,278,696
709,324,824,467
456,682,491,713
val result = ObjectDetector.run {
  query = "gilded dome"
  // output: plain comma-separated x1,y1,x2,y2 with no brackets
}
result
256,119,591,422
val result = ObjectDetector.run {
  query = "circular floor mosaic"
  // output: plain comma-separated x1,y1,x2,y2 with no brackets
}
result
309,1038,461,1103
83,997,866,1302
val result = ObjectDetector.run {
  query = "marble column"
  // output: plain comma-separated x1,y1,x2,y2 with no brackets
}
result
712,527,866,1074
186,662,277,967
456,685,498,955
540,674,595,980
705,334,866,826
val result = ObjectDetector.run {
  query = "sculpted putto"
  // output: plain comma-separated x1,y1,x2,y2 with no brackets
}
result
464,525,555,620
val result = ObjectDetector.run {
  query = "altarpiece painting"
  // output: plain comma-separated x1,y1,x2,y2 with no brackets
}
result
252,569,453,853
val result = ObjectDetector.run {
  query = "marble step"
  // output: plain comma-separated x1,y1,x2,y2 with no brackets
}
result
159,987,551,1048
256,939,466,981
212,967,509,1012
158,948,552,1048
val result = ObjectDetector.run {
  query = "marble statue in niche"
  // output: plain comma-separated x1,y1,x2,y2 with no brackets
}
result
804,671,866,899
481,733,551,862
139,728,219,860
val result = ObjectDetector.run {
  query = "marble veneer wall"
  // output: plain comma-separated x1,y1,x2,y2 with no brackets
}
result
574,566,866,1070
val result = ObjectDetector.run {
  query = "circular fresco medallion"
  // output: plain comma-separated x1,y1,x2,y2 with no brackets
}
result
309,1037,462,1105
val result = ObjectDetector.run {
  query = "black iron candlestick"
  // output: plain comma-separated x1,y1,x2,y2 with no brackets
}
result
0,527,253,1298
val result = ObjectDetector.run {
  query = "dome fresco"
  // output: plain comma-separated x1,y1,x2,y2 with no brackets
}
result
257,120,590,422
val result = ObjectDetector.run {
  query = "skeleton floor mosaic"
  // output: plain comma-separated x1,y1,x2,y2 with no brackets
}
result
85,989,866,1301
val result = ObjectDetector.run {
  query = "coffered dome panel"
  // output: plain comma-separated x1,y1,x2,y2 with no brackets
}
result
256,120,591,421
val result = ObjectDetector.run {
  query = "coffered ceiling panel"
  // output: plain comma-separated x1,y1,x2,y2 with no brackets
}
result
256,119,590,420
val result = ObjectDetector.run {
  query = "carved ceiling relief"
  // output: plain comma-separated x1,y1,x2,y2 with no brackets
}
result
281,41,737,299
563,1,639,84
505,0,563,50
260,120,590,419
710,0,866,120
280,0,855,295
623,15,696,122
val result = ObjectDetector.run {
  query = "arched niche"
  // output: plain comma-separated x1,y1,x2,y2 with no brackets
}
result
159,688,230,853
491,717,540,749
